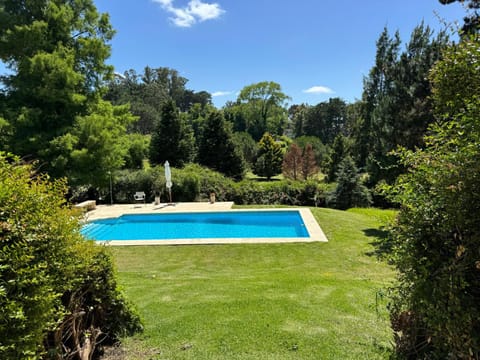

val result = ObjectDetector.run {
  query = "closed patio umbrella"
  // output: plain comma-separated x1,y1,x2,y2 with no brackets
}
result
165,160,172,203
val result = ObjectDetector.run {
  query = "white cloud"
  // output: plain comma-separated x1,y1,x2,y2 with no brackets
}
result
212,91,232,97
188,0,224,21
303,86,335,94
152,0,225,27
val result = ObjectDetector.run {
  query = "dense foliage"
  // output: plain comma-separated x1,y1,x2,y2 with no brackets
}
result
0,0,132,184
224,81,290,140
197,110,245,179
253,133,284,180
282,143,303,180
6,0,480,358
105,66,212,133
106,164,331,207
384,36,480,358
148,100,194,167
0,0,458,208
329,156,371,210
0,154,142,359
356,23,449,186
292,97,348,145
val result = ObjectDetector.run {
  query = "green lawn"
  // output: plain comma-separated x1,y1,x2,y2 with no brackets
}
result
110,207,396,359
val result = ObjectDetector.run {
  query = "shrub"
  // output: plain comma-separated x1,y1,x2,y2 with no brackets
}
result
169,166,201,202
231,179,329,207
105,164,235,204
0,153,142,359
382,37,480,358
113,167,156,203
73,164,333,208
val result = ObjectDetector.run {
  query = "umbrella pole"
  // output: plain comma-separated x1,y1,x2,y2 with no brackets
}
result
168,188,172,204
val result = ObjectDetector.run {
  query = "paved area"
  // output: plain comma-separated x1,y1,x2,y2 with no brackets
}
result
86,201,235,221
83,202,328,245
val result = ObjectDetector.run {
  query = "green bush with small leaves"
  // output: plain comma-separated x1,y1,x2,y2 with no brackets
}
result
109,165,331,207
0,153,142,359
383,37,480,358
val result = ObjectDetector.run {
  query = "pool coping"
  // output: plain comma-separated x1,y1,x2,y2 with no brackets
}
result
83,203,328,245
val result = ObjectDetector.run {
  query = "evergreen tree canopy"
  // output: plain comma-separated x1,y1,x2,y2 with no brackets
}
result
0,0,135,189
253,132,283,180
296,98,347,145
198,110,245,179
357,24,449,185
384,36,480,357
331,156,371,210
105,67,212,133
0,0,115,157
149,100,194,167
327,134,350,182
232,131,258,168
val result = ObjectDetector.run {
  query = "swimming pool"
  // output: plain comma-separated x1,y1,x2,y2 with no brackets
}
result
81,210,326,245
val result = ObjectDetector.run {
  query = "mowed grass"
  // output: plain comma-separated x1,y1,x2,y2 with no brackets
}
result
110,207,396,359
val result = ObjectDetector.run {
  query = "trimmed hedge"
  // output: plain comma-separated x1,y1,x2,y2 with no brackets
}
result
231,180,333,207
100,164,333,207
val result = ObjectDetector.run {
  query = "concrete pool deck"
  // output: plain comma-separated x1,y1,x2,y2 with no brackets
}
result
83,202,328,245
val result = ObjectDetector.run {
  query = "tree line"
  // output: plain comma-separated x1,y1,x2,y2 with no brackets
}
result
1,0,480,357
0,5,455,200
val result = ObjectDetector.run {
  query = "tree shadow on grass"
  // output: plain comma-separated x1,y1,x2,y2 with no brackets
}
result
363,227,394,260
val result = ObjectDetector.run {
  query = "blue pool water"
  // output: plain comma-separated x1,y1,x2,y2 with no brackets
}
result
81,210,309,241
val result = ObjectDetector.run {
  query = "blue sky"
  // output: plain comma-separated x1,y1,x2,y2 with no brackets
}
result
95,0,465,108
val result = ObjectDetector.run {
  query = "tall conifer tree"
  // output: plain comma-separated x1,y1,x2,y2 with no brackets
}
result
198,110,245,179
149,100,194,167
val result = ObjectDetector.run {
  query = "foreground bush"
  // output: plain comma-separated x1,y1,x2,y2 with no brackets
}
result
0,153,142,359
383,38,480,358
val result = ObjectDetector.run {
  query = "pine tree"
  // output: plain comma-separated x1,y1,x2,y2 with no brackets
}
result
0,0,137,188
0,0,115,163
327,134,349,182
198,110,245,179
357,24,448,185
332,156,371,210
149,100,194,167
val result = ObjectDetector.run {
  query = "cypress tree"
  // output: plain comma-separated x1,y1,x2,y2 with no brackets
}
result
149,100,194,167
198,110,245,179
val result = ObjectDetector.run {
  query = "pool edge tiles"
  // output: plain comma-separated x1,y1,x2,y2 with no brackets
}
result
84,207,328,246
